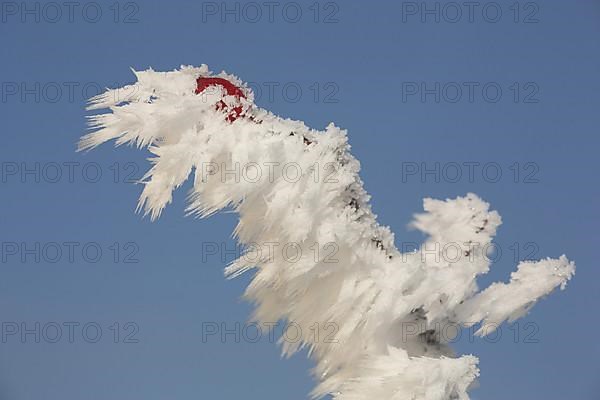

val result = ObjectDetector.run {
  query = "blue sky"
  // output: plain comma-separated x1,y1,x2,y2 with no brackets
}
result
0,0,598,399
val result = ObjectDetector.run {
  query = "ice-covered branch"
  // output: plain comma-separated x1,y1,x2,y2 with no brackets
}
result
454,256,574,334
79,65,575,400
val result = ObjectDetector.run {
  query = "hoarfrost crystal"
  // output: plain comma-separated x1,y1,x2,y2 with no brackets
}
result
79,65,575,399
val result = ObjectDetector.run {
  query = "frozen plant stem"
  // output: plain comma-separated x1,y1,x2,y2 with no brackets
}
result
79,65,575,400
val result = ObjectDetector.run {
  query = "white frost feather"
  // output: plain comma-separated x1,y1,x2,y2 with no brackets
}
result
79,65,575,399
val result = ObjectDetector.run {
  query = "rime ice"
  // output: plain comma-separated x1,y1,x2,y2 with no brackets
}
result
79,65,575,400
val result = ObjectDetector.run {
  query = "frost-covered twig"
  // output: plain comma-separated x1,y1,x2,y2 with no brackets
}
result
79,65,575,400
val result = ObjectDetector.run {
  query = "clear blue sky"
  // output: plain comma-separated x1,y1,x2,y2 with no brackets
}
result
0,0,598,399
